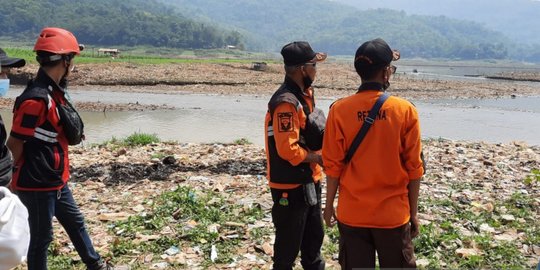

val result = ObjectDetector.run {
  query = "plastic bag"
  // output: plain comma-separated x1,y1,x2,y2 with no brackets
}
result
0,187,30,270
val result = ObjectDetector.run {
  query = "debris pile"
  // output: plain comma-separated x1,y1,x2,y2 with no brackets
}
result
30,139,539,269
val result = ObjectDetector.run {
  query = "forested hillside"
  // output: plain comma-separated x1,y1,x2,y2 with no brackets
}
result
160,0,512,60
335,0,540,45
2,0,539,61
0,0,243,49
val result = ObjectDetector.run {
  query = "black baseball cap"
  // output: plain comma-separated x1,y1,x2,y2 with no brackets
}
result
0,48,26,68
281,41,327,66
354,38,399,73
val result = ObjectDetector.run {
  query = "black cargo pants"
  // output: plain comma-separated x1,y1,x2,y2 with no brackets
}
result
270,182,325,270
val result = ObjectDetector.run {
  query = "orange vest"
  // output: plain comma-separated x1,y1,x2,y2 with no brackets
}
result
265,77,322,189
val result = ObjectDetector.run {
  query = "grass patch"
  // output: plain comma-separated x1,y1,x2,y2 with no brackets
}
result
48,255,79,270
123,132,160,146
524,168,540,185
3,47,278,65
233,138,252,145
46,240,85,270
110,186,266,267
504,191,535,219
414,191,538,269
323,226,340,259
150,152,167,160
99,132,160,147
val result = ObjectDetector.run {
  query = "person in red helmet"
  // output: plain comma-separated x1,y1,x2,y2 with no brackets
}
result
6,27,116,270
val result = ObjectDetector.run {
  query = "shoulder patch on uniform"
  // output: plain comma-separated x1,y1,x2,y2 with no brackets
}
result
277,112,294,132
21,113,39,129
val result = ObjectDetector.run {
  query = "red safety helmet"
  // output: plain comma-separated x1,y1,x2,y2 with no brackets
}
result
34,27,83,56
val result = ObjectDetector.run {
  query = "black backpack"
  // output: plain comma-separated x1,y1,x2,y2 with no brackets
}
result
54,98,84,145
290,90,326,151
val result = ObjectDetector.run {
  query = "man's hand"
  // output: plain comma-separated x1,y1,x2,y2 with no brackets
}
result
314,153,323,167
304,152,323,167
323,206,337,227
410,215,420,238
324,176,339,227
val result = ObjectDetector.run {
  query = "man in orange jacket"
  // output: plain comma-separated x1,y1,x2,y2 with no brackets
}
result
264,41,327,270
322,38,424,269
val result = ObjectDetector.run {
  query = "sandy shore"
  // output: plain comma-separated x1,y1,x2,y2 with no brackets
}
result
4,62,539,112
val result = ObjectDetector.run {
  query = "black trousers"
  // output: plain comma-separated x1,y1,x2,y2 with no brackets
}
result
270,183,325,270
338,222,417,270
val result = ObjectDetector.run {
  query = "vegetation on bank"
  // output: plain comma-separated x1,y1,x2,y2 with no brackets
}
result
36,133,540,269
161,0,528,61
110,186,266,268
98,132,161,148
2,0,540,62
0,0,244,50
44,180,539,269
525,169,540,186
232,138,252,145
2,47,276,65
415,190,539,268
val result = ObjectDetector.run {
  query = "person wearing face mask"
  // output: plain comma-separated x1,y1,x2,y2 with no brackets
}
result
0,48,26,187
264,41,327,270
322,38,424,269
6,27,119,270
0,48,31,270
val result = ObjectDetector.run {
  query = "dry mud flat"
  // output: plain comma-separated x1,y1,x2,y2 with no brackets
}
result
489,71,540,82
64,62,540,100
36,139,539,269
0,97,174,112
8,62,540,105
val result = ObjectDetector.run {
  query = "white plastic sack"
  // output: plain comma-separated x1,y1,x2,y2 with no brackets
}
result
0,186,30,270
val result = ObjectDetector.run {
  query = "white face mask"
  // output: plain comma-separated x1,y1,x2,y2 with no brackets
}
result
0,79,9,97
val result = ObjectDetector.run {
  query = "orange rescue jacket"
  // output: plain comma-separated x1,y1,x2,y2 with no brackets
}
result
265,77,323,189
323,88,424,228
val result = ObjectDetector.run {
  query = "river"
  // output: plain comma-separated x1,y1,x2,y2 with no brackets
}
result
2,88,539,146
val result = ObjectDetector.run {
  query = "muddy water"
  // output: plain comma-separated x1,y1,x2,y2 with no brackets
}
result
418,98,540,145
2,88,539,146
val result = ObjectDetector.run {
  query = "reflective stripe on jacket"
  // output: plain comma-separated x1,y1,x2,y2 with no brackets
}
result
10,69,70,191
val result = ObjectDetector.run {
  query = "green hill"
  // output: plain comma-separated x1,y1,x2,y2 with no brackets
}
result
336,0,540,45
0,0,244,49
3,0,538,62
160,0,514,60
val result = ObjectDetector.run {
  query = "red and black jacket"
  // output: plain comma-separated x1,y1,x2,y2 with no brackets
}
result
10,69,70,191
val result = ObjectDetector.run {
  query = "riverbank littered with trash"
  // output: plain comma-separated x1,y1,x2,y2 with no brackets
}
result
6,61,540,269
13,138,539,269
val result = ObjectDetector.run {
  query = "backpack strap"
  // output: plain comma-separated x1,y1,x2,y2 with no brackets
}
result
344,92,390,163
288,88,313,118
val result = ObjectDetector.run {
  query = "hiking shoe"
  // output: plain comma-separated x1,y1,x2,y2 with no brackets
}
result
90,260,131,270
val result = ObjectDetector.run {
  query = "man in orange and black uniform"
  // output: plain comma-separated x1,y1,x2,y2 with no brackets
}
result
264,41,327,270
322,38,424,269
7,27,115,270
